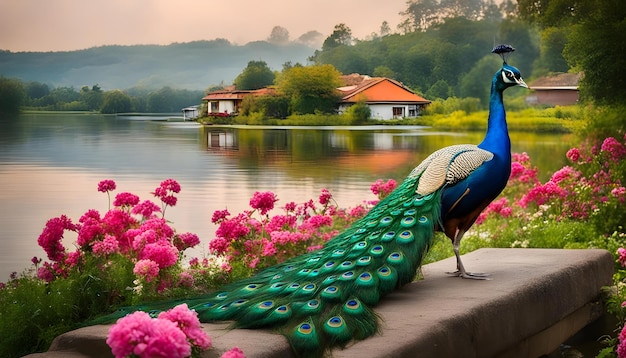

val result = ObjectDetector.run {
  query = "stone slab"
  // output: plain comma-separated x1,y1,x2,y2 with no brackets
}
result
26,248,613,358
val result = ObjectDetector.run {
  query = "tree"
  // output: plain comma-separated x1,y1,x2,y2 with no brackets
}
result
268,26,290,45
0,77,25,114
322,24,353,51
80,84,104,111
297,31,323,47
276,64,342,114
380,21,391,37
234,61,276,90
519,0,626,104
101,90,132,114
533,27,569,76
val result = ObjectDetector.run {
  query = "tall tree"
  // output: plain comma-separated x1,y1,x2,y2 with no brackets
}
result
101,90,132,114
268,26,290,45
322,24,353,51
0,77,25,114
234,60,276,90
276,64,342,114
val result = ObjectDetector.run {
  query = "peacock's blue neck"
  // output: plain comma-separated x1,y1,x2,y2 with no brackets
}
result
478,77,511,158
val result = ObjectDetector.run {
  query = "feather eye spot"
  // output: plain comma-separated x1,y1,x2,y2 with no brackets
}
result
370,245,384,256
284,265,296,272
355,228,367,235
382,231,395,242
323,275,338,285
276,305,289,312
259,300,274,309
303,283,316,291
404,209,417,216
346,299,359,308
379,216,393,226
297,323,314,334
216,292,228,300
387,252,405,265
353,241,367,250
378,266,391,277
401,216,416,228
357,255,372,265
271,274,282,280
307,299,320,308
418,215,429,224
324,261,336,268
397,230,415,243
324,286,338,293
341,271,355,280
327,316,344,327
365,219,379,228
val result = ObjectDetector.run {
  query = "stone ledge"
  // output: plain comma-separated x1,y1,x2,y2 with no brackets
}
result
27,248,613,358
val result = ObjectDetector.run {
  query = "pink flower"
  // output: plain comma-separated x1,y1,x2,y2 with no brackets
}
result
113,192,140,207
221,347,246,358
98,179,116,193
107,311,191,358
215,215,250,241
618,248,626,267
177,272,195,288
211,209,230,224
37,215,77,262
370,179,397,199
284,201,297,212
566,148,581,162
158,304,212,350
133,259,160,282
92,234,120,256
550,166,579,184
249,191,278,215
132,200,162,218
65,250,82,268
600,137,626,161
319,189,332,205
153,179,181,208
173,232,201,251
139,242,179,269
37,265,55,283
208,237,230,254
77,209,103,247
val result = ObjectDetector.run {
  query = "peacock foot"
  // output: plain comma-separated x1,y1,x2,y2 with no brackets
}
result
446,270,491,280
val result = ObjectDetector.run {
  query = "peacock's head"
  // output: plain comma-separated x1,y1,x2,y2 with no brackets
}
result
492,44,528,90
499,64,528,89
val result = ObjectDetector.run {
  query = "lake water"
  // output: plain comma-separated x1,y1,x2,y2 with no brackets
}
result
0,113,575,280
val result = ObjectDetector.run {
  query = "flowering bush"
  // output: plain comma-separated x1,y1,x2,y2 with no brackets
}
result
207,181,395,279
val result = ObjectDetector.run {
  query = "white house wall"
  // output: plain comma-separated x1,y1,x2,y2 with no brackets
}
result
339,103,416,120
218,101,236,114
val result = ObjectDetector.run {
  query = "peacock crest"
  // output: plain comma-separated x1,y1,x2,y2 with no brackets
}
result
492,44,515,64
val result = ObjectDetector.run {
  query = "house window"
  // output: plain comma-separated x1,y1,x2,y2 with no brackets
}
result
392,107,404,118
408,105,417,117
210,101,219,112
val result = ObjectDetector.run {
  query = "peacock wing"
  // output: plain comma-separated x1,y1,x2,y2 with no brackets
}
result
412,144,493,195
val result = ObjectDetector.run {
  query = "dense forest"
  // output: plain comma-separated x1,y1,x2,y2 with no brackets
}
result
1,0,625,114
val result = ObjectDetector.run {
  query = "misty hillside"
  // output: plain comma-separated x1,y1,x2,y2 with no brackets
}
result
0,40,315,91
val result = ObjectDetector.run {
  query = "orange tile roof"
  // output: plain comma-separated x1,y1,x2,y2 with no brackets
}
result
339,78,430,104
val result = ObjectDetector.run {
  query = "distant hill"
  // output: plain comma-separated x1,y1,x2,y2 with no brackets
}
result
0,40,315,90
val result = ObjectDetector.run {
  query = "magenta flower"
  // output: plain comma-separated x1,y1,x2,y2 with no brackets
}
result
284,201,297,212
37,265,55,283
221,347,246,358
249,191,278,215
211,209,231,224
566,147,581,162
158,304,212,350
107,311,191,358
113,192,140,207
177,271,195,288
319,189,332,205
37,215,77,262
600,137,626,161
550,166,580,184
370,179,397,199
92,234,120,256
139,242,179,269
208,237,230,254
97,179,116,193
77,209,103,247
173,232,201,251
65,250,82,268
618,248,626,267
133,259,160,282
215,215,250,241
132,200,162,218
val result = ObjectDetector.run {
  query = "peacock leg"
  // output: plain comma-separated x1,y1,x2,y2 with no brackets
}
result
446,229,490,279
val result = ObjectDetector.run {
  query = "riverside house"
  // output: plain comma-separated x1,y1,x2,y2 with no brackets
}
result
202,75,430,120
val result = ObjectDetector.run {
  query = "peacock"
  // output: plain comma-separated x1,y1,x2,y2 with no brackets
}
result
93,45,527,357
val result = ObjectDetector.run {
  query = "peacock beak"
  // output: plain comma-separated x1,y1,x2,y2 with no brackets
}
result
516,78,528,88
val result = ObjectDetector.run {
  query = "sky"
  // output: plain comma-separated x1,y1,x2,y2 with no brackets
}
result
0,0,408,52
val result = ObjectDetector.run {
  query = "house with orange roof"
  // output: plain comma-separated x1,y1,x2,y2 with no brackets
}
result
338,75,431,120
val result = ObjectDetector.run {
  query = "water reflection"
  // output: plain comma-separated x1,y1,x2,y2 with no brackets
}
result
0,114,575,280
